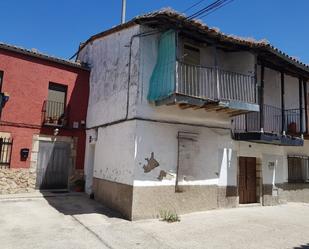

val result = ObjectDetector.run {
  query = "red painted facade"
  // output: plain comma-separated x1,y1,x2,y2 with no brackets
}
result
0,48,89,169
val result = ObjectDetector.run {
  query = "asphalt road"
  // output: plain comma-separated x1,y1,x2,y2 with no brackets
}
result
0,193,309,249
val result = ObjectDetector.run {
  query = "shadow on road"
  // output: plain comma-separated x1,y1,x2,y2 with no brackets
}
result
294,244,309,249
41,192,123,219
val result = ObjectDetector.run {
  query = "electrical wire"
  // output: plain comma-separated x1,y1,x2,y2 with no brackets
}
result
186,0,234,20
186,0,223,19
198,0,234,19
182,0,208,14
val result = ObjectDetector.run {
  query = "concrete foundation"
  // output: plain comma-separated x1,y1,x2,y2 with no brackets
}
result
93,177,239,220
92,177,133,219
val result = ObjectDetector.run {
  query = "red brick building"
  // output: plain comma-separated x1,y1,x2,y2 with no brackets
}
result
0,43,89,193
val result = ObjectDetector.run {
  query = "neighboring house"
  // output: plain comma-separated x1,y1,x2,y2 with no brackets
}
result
0,43,89,193
78,10,309,220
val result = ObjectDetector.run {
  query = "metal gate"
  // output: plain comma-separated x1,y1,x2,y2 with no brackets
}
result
36,140,71,190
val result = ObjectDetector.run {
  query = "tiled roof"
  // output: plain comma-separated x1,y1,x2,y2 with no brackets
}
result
80,9,309,74
0,42,89,70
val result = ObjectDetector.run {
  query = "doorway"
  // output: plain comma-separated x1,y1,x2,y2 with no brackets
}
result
238,157,257,204
36,140,71,190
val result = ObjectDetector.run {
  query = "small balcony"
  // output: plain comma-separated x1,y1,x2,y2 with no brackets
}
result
149,61,259,115
42,100,69,127
232,104,304,146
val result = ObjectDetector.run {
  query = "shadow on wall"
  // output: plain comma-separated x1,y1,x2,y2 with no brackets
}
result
41,193,123,218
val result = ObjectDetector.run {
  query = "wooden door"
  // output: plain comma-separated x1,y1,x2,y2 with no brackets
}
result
238,157,257,204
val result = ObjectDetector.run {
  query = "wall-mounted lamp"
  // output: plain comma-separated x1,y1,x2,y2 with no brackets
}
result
54,128,59,136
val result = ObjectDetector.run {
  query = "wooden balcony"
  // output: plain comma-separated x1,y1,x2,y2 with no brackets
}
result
152,61,259,115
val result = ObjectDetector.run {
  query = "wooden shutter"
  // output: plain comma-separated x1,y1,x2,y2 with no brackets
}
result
288,157,304,183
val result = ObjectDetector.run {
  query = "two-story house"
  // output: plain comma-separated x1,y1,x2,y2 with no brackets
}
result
78,10,309,220
0,43,89,193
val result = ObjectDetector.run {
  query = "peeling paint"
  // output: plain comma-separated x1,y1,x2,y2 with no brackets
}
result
157,170,166,180
143,152,159,173
157,170,175,181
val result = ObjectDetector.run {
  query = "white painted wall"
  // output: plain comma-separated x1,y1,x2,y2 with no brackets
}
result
89,121,136,186
78,25,141,128
285,75,300,109
133,120,238,187
264,67,281,108
84,129,98,194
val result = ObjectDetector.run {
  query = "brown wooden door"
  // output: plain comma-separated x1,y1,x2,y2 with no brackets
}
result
238,157,257,204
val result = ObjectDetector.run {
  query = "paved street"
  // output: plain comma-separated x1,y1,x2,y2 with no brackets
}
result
0,193,309,249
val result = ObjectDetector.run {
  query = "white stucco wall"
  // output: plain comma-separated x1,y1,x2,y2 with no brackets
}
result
256,65,303,111
263,67,281,108
78,25,141,128
133,120,238,187
89,121,136,186
285,75,300,109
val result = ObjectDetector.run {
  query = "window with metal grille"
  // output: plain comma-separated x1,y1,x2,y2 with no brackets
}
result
43,82,68,126
0,137,13,168
288,156,309,183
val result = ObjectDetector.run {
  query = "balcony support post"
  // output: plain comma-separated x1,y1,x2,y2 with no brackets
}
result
214,46,220,100
254,54,258,104
260,64,265,133
303,80,308,135
299,78,304,135
281,72,285,135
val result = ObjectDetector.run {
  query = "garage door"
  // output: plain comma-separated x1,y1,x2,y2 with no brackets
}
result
36,141,71,190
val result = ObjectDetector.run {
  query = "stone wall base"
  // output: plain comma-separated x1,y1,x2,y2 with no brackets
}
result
92,178,238,220
132,185,238,220
262,183,309,205
278,183,309,203
0,168,36,194
92,177,133,220
92,179,309,220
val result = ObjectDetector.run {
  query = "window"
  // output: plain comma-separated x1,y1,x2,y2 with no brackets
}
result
183,44,200,65
0,137,13,168
288,156,309,183
44,82,67,126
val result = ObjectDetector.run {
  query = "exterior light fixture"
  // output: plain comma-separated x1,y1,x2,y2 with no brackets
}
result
54,128,59,136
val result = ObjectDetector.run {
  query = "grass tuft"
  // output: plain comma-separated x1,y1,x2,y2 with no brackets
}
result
159,210,180,223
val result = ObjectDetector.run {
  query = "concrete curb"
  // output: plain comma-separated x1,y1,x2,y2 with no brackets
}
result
0,191,85,201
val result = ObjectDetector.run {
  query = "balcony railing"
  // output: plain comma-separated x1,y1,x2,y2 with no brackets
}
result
42,100,69,127
233,104,305,135
176,61,257,104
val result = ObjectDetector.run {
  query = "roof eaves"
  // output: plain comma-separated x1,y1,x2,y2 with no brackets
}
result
78,9,309,74
0,42,90,71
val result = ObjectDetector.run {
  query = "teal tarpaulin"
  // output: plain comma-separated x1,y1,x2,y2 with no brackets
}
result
148,30,176,101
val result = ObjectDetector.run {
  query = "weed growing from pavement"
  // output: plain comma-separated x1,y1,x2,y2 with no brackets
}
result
159,210,180,223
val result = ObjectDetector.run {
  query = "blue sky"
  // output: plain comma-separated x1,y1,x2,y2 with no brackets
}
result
1,0,309,63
